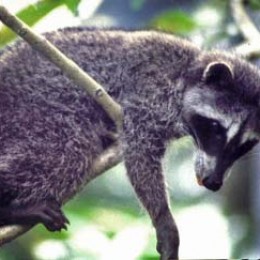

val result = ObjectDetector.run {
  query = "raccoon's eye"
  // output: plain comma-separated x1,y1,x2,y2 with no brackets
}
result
211,121,218,128
190,115,225,137
190,114,227,154
209,121,222,135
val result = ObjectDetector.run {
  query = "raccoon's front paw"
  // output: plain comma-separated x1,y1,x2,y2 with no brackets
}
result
29,200,70,231
156,224,179,259
157,238,178,260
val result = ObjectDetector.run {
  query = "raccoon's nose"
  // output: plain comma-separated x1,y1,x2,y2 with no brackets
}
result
202,175,223,191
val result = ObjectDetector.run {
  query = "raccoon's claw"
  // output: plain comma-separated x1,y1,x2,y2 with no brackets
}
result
0,200,70,231
30,201,70,232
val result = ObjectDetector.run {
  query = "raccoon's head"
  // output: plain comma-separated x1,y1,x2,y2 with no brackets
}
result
182,61,259,191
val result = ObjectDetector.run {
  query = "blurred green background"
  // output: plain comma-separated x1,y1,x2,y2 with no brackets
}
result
0,0,260,259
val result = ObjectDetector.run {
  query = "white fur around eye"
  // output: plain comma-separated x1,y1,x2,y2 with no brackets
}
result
190,105,232,129
226,123,240,143
240,131,258,145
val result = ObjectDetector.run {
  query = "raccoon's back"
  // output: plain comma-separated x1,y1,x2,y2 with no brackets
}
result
0,34,118,205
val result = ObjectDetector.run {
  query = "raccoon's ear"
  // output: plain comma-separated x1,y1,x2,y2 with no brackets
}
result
203,61,234,87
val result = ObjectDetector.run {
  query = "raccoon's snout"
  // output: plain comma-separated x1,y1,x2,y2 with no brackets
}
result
194,152,225,191
202,175,223,191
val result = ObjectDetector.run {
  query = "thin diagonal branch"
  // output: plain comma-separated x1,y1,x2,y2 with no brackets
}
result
0,5,123,130
231,0,260,42
231,0,260,58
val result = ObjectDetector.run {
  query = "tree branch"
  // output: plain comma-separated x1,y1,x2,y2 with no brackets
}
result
0,225,33,247
0,5,123,246
0,5,123,129
0,143,123,246
90,142,123,181
230,0,260,58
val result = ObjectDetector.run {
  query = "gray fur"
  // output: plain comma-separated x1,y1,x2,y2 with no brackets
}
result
1,27,260,258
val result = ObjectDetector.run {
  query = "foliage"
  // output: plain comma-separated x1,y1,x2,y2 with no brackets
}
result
63,0,81,15
150,10,197,35
0,0,82,48
130,0,147,11
249,0,260,10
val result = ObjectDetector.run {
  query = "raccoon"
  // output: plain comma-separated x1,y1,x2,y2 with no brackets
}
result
0,28,259,259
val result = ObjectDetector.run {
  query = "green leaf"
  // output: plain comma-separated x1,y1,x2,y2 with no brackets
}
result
130,0,146,11
0,0,63,47
150,10,197,35
64,0,81,15
249,0,260,9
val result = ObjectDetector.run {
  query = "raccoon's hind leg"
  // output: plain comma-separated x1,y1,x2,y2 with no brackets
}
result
0,199,69,231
